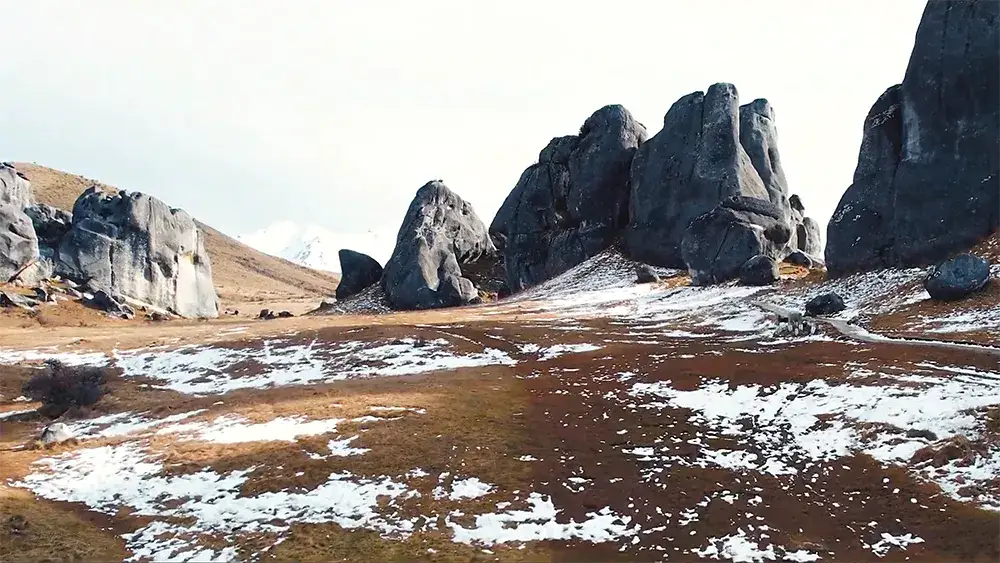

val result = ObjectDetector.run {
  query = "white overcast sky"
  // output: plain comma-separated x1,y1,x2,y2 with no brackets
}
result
0,0,926,239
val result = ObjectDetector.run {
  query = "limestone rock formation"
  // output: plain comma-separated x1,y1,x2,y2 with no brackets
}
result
55,187,219,318
681,196,791,285
0,162,32,210
826,0,999,276
738,255,779,286
0,202,39,282
0,163,40,282
382,181,495,310
491,105,647,291
625,87,823,274
335,249,383,301
923,254,991,301
626,84,768,268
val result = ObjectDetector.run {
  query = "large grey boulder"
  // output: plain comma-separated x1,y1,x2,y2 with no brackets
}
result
738,255,779,286
382,181,495,310
827,1,999,276
681,196,791,285
923,254,991,301
55,187,218,318
0,202,39,282
0,162,32,210
335,249,383,301
625,84,768,268
491,105,647,291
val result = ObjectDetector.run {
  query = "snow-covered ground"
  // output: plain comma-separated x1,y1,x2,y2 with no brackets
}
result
3,249,998,562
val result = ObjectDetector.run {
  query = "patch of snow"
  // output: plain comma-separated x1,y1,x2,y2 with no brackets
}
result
535,343,602,361
449,477,494,500
327,435,370,457
868,533,924,557
0,348,108,366
0,408,35,420
159,415,342,444
629,361,1000,504
692,529,819,563
446,492,638,546
113,338,516,395
66,410,206,439
14,442,410,561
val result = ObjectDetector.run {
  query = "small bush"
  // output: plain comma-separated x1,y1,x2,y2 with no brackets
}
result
21,361,111,418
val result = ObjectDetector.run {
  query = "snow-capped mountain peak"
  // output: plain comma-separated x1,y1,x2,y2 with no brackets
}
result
237,223,395,273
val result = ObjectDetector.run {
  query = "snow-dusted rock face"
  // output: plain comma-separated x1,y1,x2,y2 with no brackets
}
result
56,187,218,318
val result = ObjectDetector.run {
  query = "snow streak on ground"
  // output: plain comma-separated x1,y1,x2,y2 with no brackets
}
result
112,337,516,394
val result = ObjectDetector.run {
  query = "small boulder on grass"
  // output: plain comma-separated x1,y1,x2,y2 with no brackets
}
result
635,264,659,284
924,254,990,301
39,422,74,445
805,292,846,316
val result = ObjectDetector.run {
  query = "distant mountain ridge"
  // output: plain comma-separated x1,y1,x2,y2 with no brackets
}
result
238,221,395,273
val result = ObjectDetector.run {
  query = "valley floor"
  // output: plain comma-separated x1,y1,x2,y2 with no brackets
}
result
1,251,998,562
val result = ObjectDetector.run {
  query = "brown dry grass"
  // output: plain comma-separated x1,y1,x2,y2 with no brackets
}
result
0,487,127,563
13,163,342,310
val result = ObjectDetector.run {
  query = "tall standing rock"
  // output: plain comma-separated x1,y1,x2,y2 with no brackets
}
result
382,181,495,310
0,202,38,282
490,105,647,291
0,163,32,210
740,101,823,259
625,83,769,268
335,249,383,301
739,99,789,210
56,187,219,318
827,0,1000,276
0,163,39,281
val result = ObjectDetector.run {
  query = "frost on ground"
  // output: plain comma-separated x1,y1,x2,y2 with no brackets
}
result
0,348,108,366
693,530,820,562
113,337,516,394
628,361,1000,509
13,398,636,560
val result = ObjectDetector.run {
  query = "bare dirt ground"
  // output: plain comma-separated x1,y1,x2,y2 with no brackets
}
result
1,248,998,563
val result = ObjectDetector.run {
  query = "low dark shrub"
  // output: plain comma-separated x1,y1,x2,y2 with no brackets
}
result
21,360,112,418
